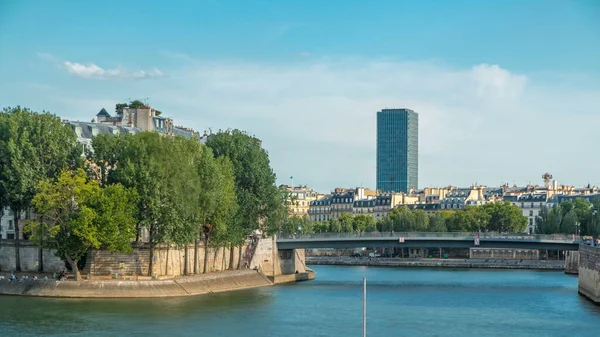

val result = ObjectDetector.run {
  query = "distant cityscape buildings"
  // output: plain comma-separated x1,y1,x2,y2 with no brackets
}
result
376,108,418,194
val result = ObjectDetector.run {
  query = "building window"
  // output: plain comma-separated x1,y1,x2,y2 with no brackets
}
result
529,210,533,216
531,203,534,208
8,220,13,230
521,203,524,208
529,218,533,226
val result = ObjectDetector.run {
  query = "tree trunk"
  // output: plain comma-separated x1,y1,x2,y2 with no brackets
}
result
148,242,155,277
135,224,140,243
222,246,226,271
73,259,81,281
212,246,219,271
165,245,170,276
194,238,200,274
38,245,44,272
203,236,210,274
14,211,21,272
228,245,235,270
66,256,81,281
237,244,243,269
183,244,189,276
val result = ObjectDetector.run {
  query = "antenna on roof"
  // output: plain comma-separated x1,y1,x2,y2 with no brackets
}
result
143,97,150,105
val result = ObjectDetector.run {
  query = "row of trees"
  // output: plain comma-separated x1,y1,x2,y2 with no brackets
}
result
0,107,287,280
536,198,600,236
282,202,529,235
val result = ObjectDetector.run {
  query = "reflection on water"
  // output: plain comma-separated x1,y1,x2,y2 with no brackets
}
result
1,266,599,336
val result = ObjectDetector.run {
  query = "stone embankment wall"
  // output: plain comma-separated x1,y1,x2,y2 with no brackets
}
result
0,241,64,272
250,235,306,278
86,242,250,277
565,251,579,275
470,248,539,260
0,270,271,298
307,256,566,270
0,240,251,277
578,245,600,303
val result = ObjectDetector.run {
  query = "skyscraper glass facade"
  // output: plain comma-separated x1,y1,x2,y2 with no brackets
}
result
376,108,418,193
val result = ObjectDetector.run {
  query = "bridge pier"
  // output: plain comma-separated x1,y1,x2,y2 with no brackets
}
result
249,235,314,284
578,245,600,304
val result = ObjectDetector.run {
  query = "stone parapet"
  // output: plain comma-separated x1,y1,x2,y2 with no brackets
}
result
578,244,600,303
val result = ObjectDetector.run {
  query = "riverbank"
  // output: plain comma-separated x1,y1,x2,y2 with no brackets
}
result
0,269,273,298
307,256,566,270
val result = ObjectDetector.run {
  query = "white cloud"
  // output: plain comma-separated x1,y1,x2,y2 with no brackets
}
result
34,55,600,191
62,61,164,80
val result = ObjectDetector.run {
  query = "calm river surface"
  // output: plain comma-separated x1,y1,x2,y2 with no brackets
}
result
2,266,600,336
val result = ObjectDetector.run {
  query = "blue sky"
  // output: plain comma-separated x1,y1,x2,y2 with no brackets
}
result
1,0,599,192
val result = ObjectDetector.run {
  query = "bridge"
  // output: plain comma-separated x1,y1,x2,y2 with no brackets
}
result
277,232,582,251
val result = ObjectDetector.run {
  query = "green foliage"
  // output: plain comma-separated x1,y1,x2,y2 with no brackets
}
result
0,106,79,271
428,213,448,232
0,106,79,211
560,210,577,234
537,198,596,235
27,169,137,279
206,130,281,241
480,202,527,232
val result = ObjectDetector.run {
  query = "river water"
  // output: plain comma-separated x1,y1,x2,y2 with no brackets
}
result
2,266,599,336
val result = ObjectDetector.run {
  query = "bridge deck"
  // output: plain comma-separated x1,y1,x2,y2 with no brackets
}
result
277,233,581,251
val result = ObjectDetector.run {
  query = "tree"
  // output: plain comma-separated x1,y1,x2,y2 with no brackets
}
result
202,156,237,273
207,130,282,268
328,218,342,233
354,214,376,232
428,213,447,232
560,210,577,234
546,205,563,234
412,209,429,231
481,202,527,232
27,169,137,280
535,206,550,234
390,207,416,232
445,207,490,232
338,213,354,232
108,132,183,276
0,107,79,271
313,221,330,233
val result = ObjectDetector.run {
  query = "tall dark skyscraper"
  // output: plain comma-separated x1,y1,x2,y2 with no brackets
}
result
376,108,418,193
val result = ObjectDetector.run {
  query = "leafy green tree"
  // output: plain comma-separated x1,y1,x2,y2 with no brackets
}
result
207,130,282,268
314,221,330,233
412,209,429,231
390,206,416,231
572,198,592,233
108,132,182,276
377,215,393,232
0,107,79,271
546,205,563,234
560,210,577,234
481,202,527,232
354,214,376,232
535,206,550,234
27,169,137,280
204,156,237,272
338,213,354,232
328,218,342,233
299,216,314,234
446,206,490,232
428,213,447,232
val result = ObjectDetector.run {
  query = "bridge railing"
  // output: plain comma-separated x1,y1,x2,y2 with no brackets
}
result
278,232,581,243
